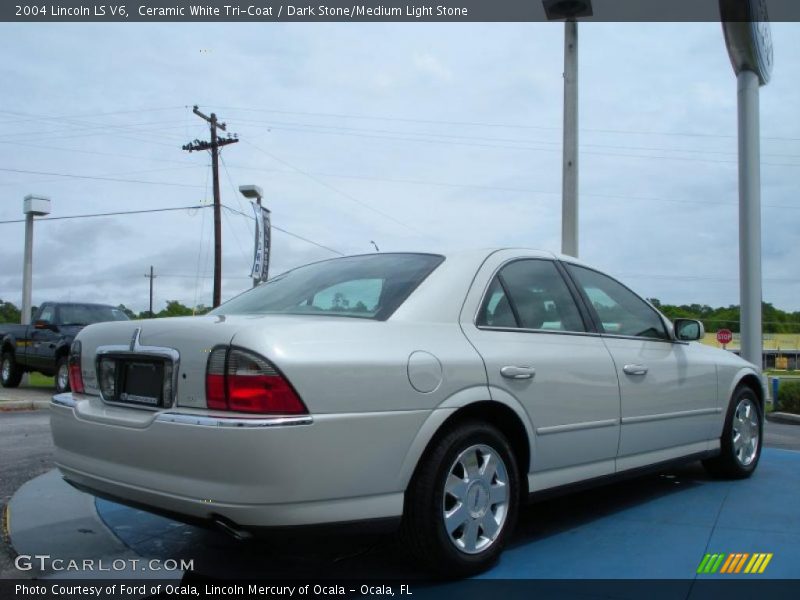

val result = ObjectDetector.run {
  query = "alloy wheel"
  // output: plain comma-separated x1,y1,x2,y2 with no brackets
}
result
732,397,760,467
442,443,510,555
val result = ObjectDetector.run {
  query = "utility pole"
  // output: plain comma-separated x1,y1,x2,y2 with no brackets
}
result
182,105,239,307
144,266,156,317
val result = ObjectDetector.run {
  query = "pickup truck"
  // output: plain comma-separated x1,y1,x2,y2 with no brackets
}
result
0,302,129,392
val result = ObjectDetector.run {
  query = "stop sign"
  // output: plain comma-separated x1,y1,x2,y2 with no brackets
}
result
717,329,733,345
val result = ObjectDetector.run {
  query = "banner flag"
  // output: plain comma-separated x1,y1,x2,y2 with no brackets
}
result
250,202,271,282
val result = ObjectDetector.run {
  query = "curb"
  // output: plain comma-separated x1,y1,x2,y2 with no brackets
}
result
767,412,800,426
0,400,50,412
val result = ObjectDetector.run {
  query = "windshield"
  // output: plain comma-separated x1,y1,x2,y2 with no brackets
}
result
59,304,130,325
212,253,445,320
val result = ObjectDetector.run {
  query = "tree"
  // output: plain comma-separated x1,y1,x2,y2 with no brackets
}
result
117,304,136,320
156,300,194,318
0,299,21,324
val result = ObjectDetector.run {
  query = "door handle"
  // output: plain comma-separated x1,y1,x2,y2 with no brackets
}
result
623,364,649,376
500,366,536,380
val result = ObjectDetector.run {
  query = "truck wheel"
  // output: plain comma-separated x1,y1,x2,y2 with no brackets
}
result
1,351,23,388
55,355,70,393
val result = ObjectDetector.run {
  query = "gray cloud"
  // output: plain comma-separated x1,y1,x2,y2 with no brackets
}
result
0,21,797,314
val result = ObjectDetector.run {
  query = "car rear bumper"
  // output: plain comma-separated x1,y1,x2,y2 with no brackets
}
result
50,393,427,528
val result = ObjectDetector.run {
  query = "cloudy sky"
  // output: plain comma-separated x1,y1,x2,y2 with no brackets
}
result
0,21,798,314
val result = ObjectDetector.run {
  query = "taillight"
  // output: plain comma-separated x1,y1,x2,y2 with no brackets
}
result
68,340,84,394
205,347,307,415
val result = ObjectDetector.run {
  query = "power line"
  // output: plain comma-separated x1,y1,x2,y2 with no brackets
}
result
0,205,209,225
233,116,800,161
0,166,205,188
0,199,345,257
239,121,800,168
210,105,800,143
0,140,197,166
242,139,433,239
219,162,800,212
220,204,344,256
0,106,185,125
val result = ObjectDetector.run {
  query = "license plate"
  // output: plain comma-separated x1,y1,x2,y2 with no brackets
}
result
118,360,164,407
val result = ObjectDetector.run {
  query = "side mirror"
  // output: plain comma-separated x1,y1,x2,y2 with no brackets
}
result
34,320,57,331
674,318,704,341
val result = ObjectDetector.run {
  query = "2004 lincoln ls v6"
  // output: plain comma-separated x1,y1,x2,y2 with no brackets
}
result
50,249,765,574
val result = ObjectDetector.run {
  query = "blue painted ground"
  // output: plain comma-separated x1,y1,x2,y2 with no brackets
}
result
96,448,800,580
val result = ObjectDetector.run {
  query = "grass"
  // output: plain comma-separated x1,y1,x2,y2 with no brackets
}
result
24,372,55,389
764,370,799,378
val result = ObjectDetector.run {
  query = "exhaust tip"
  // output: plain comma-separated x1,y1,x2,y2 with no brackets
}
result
211,515,253,541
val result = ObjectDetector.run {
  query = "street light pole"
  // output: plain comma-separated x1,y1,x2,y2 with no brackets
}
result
562,18,579,258
21,195,51,325
737,70,763,369
721,0,773,368
543,0,592,259
239,185,268,288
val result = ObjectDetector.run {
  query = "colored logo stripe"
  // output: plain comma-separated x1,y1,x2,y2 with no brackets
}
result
698,553,772,575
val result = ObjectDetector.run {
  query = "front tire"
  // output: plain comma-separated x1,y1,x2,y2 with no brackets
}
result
1,351,23,388
703,385,763,479
401,421,519,577
55,355,70,393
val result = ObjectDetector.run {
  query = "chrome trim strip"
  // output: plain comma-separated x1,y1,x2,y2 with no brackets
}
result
536,418,619,435
477,325,602,339
154,413,313,428
621,407,722,425
52,393,77,408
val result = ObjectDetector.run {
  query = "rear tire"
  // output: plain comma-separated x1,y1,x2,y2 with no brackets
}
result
1,351,23,388
55,355,70,393
401,420,519,577
703,385,762,479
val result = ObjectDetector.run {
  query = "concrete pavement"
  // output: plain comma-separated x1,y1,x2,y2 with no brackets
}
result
0,386,52,411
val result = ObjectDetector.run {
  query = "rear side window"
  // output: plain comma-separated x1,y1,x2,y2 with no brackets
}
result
213,253,444,320
478,259,586,333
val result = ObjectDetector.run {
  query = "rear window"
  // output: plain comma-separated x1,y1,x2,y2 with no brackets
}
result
59,304,130,325
212,253,445,320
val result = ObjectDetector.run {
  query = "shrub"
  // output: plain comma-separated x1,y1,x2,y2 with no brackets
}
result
777,380,800,414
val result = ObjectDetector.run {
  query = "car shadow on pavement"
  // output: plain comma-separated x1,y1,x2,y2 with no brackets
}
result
97,462,715,580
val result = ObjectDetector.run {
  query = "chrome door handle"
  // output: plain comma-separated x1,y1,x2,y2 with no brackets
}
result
500,366,536,380
623,364,649,376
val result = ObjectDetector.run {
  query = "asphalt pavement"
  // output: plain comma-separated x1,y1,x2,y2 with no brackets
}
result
0,409,54,579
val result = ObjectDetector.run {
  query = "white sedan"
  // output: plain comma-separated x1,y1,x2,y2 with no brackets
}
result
50,249,765,575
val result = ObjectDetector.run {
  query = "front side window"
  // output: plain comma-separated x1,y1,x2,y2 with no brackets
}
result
566,265,668,340
213,253,444,320
478,260,586,333
38,305,55,323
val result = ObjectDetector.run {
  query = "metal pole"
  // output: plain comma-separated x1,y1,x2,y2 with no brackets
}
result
737,69,763,368
21,213,33,325
149,265,154,316
252,195,262,288
561,18,579,258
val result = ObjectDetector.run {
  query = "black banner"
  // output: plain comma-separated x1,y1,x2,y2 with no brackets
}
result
2,579,800,600
4,0,800,23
